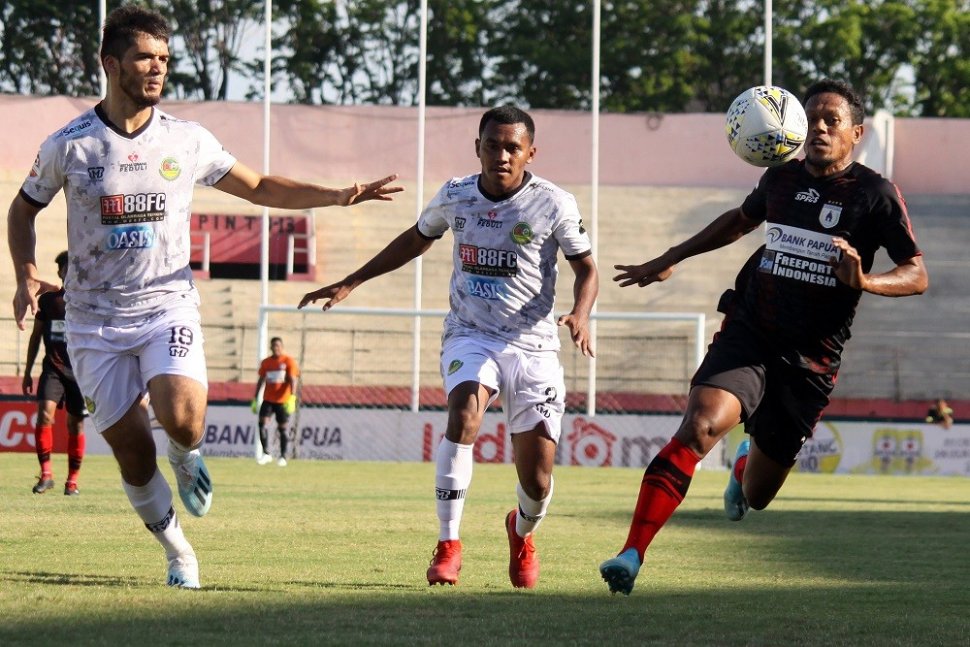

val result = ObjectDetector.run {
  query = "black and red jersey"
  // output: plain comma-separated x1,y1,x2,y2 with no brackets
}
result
728,160,920,374
36,288,74,377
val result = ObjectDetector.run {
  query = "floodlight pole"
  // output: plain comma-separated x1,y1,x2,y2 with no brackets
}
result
410,0,429,413
764,0,773,86
587,0,601,417
257,0,272,371
98,1,107,97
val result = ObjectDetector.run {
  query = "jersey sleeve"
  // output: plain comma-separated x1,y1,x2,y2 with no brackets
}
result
19,136,65,208
552,192,592,259
871,180,920,264
739,170,772,223
287,356,300,378
416,182,452,239
193,126,237,187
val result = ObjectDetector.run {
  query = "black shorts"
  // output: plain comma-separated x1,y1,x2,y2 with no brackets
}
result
259,401,290,425
691,320,835,467
37,367,86,418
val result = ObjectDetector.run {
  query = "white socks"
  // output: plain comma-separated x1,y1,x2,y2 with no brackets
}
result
122,469,194,560
514,476,554,537
434,438,474,541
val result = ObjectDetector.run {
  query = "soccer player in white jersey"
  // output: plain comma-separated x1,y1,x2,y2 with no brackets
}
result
7,5,401,589
299,106,599,588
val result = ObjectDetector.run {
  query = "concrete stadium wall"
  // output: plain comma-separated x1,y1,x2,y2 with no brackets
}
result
0,96,967,404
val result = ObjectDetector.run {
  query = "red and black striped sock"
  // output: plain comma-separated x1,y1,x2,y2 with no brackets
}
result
621,437,700,561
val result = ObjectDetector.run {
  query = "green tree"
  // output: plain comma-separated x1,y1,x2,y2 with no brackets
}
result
0,0,101,96
909,0,970,117
158,0,263,101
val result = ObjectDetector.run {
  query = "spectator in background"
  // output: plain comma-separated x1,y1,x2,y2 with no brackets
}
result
22,251,86,496
926,398,953,429
253,337,300,466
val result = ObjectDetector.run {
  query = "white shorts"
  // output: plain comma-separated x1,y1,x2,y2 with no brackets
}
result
66,306,207,433
440,333,566,443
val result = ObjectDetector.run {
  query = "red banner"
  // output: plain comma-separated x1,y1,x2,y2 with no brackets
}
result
0,401,68,453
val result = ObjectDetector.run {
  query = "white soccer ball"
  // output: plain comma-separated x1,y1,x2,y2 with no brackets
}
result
725,85,808,167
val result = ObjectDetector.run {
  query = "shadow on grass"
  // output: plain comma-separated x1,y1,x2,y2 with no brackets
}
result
2,508,968,646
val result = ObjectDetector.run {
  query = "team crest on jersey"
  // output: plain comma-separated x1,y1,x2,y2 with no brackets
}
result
510,222,533,245
454,216,465,231
159,157,181,181
819,203,842,229
447,359,463,375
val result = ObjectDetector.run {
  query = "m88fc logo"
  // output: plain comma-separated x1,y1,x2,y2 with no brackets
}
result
100,192,167,224
459,244,517,277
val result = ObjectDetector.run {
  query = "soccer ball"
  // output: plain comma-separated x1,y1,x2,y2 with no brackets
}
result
725,85,808,167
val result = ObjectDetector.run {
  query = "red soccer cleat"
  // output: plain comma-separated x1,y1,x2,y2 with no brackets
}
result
505,509,539,589
64,482,80,496
426,539,462,585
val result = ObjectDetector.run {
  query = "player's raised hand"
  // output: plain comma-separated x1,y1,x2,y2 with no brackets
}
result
342,174,404,205
830,236,867,290
12,275,58,331
613,258,675,288
557,313,595,358
298,280,355,311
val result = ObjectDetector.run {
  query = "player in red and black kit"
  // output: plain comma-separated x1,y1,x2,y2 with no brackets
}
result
22,251,86,495
599,79,928,595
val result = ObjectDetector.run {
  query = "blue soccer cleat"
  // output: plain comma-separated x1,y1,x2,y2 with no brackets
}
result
724,439,751,521
599,547,641,596
169,445,213,518
167,552,200,589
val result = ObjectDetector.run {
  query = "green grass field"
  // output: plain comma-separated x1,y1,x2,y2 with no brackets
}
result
1,453,968,646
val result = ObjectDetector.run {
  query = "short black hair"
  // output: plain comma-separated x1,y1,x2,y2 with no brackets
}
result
270,337,283,345
479,106,535,142
803,79,865,125
101,4,170,63
55,251,68,267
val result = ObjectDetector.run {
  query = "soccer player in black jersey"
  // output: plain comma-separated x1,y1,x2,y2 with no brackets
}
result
22,251,86,496
599,79,928,595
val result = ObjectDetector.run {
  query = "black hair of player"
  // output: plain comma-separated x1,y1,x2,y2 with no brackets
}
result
55,251,68,267
101,4,171,63
803,79,865,126
479,106,535,143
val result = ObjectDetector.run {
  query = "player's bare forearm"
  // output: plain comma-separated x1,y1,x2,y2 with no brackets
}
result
216,165,402,209
7,196,56,329
614,208,757,288
831,238,928,296
299,228,432,311
562,256,598,357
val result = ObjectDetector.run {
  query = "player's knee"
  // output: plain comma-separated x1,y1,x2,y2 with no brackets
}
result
519,477,551,501
675,413,721,455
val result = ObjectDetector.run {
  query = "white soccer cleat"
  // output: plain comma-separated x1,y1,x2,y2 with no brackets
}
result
277,457,287,467
167,553,200,589
169,444,213,517
257,454,273,465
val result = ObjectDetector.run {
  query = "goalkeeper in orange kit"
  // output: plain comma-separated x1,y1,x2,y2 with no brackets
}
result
252,337,300,466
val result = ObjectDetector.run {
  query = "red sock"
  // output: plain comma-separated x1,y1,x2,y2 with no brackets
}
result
733,454,748,484
35,424,53,477
67,433,85,484
621,438,700,560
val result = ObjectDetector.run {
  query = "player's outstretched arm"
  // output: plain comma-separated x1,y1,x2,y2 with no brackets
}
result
214,162,403,209
558,255,599,357
299,225,433,312
614,207,758,288
830,237,928,296
7,195,57,330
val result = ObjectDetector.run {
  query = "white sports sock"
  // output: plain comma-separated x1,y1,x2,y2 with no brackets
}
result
515,476,554,537
167,437,202,464
434,438,474,541
122,469,194,560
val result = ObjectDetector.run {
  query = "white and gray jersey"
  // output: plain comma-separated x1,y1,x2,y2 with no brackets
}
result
417,172,592,352
20,105,236,325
